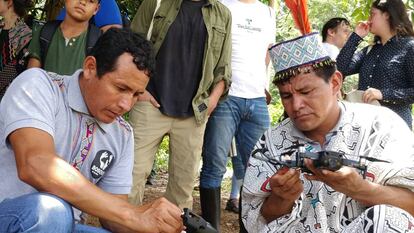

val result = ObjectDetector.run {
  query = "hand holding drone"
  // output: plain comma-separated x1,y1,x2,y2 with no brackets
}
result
253,145,390,177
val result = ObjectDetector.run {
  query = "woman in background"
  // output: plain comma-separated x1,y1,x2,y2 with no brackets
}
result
0,0,32,100
337,0,414,129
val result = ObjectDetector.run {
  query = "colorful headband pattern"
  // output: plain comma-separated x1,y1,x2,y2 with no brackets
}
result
269,32,334,83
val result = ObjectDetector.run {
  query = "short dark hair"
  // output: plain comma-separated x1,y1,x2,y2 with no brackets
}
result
314,63,337,83
321,18,351,42
11,0,33,18
372,0,414,38
89,28,155,79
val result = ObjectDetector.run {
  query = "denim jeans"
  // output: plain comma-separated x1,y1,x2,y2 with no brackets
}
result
0,193,110,233
200,96,270,188
228,155,243,199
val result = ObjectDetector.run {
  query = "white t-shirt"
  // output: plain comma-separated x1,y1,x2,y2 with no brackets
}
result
322,42,340,60
221,0,276,98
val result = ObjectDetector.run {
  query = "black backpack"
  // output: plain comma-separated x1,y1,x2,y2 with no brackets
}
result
39,20,102,66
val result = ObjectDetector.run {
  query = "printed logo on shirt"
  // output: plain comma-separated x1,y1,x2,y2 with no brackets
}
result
237,18,262,33
91,150,114,179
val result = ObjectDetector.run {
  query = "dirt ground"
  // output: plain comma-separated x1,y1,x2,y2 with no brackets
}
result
86,172,240,233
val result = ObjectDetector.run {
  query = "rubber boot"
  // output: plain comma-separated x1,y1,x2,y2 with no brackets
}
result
200,187,221,232
239,188,248,233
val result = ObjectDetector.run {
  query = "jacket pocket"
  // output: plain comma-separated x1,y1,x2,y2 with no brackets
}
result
150,14,167,42
211,25,226,55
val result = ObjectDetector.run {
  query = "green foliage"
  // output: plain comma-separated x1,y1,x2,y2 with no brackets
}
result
268,98,285,125
155,136,170,172
29,0,413,25
117,0,142,19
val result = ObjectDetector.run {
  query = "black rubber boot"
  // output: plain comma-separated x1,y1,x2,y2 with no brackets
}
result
200,187,221,232
239,188,248,233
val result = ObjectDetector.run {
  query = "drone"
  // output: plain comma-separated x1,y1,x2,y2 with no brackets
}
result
182,208,217,233
252,144,390,178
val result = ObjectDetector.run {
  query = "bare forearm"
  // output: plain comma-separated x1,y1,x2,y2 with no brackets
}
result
354,182,414,216
9,125,183,232
21,155,134,229
210,80,225,100
207,80,225,115
261,194,296,223
99,195,146,233
100,219,136,233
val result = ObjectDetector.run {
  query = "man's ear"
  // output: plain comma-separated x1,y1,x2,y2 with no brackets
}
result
384,12,391,21
93,4,100,16
83,56,97,80
327,28,336,38
6,0,13,9
331,71,343,94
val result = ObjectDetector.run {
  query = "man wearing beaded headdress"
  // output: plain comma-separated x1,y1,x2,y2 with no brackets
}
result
241,32,414,233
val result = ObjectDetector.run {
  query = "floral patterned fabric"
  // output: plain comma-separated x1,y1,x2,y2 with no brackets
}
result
0,18,32,100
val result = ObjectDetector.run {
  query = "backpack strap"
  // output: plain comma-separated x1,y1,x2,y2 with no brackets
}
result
39,20,62,67
85,23,102,56
39,20,101,66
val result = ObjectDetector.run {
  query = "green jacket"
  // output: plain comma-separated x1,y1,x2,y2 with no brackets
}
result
131,0,232,124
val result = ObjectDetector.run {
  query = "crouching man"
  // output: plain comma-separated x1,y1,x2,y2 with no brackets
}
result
0,28,184,233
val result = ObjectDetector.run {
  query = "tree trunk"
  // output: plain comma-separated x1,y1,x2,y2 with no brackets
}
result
268,0,276,9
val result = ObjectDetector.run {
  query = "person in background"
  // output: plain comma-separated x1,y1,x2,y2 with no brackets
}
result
0,0,32,100
0,28,184,233
242,32,414,233
224,140,244,214
321,17,351,60
198,0,275,230
128,0,232,212
337,0,414,129
27,0,100,75
56,0,123,32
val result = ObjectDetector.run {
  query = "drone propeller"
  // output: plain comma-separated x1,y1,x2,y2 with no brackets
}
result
359,156,390,163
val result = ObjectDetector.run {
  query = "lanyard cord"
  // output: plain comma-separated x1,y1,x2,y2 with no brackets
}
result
72,118,96,170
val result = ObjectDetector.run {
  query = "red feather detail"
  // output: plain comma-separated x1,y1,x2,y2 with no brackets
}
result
285,0,312,35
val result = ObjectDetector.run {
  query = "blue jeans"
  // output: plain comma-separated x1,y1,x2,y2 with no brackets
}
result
229,155,243,199
0,193,110,233
200,96,270,188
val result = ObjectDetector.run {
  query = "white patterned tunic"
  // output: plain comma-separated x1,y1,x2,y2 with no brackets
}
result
242,102,414,233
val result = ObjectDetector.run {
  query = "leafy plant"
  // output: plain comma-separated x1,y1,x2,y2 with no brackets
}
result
155,136,170,172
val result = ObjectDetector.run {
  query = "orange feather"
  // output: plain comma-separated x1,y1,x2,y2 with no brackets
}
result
285,0,312,35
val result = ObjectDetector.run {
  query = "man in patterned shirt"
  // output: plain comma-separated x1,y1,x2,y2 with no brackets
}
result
241,32,414,233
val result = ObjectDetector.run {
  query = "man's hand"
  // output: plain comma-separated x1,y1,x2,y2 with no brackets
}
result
303,159,414,216
138,90,160,108
261,167,303,222
131,197,184,233
207,80,225,116
269,167,303,202
265,89,272,105
303,159,369,202
207,95,220,116
363,88,383,103
355,21,370,38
